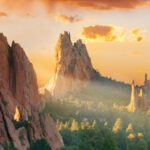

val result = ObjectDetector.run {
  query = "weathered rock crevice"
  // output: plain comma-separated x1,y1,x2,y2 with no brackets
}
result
0,33,64,150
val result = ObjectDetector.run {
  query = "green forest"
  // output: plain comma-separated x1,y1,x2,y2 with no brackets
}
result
44,82,150,150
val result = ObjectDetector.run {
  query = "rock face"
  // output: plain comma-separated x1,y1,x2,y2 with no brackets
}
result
50,31,99,97
127,80,137,112
0,33,63,150
144,73,150,89
127,80,147,112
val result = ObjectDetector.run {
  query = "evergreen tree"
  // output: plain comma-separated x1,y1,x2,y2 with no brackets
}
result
102,130,118,150
112,118,122,133
126,123,134,133
92,120,96,128
137,139,148,150
71,119,79,131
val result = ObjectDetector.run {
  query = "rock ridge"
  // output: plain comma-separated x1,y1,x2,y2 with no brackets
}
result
0,33,64,150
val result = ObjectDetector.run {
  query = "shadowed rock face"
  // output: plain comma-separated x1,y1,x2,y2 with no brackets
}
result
9,41,41,113
0,33,63,150
51,31,99,97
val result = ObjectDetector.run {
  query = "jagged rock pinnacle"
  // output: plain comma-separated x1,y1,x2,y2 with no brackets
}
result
127,80,137,112
50,31,99,97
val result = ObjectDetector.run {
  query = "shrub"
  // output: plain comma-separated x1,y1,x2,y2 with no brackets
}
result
13,120,29,129
3,142,18,150
28,139,52,150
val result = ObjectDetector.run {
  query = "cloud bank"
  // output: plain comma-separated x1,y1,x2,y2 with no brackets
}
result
82,25,117,42
0,11,7,17
43,0,150,12
0,0,150,15
132,28,143,42
82,25,144,42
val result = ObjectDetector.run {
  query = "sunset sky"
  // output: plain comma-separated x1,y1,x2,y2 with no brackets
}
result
0,0,150,86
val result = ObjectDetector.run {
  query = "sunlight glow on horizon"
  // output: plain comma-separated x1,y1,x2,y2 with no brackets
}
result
0,0,150,86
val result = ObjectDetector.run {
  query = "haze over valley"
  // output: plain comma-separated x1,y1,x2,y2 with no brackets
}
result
0,1,150,150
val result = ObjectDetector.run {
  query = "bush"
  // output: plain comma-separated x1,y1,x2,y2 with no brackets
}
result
28,139,52,150
3,143,18,150
13,120,29,129
61,146,79,150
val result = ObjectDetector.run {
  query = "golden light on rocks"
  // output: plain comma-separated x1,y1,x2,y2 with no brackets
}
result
127,80,137,112
131,81,135,102
14,106,21,122
138,88,143,97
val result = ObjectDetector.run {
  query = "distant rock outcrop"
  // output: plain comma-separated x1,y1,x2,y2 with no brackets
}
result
0,33,63,150
127,79,148,112
49,31,99,97
144,73,150,90
127,80,137,112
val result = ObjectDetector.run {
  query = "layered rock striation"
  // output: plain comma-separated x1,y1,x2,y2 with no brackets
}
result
0,33,63,150
50,31,99,97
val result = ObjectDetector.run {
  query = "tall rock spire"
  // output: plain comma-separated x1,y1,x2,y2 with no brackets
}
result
144,73,148,86
144,73,150,89
127,80,137,112
131,80,135,103
50,31,99,97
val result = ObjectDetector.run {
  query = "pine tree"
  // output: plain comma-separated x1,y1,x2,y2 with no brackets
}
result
137,139,148,150
112,118,122,133
80,121,85,130
71,119,78,131
92,120,96,128
126,123,134,133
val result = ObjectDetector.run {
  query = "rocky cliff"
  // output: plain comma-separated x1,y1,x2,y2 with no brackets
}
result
0,33,63,150
50,31,99,97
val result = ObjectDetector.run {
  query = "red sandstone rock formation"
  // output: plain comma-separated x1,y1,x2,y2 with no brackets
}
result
49,31,99,97
0,33,63,150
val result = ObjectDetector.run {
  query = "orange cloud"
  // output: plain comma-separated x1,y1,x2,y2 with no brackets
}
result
0,0,35,15
132,28,143,42
55,15,82,23
82,25,118,42
0,0,34,9
0,11,7,17
137,37,143,42
82,25,145,42
0,0,150,15
43,0,150,12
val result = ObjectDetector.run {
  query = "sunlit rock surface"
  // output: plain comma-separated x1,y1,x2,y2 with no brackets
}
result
49,31,99,97
127,80,137,112
0,33,63,150
127,79,147,112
